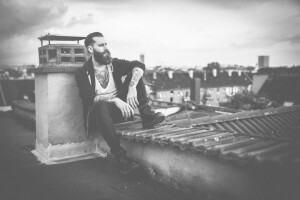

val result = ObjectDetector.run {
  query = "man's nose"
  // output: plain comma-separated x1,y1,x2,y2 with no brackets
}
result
103,44,108,50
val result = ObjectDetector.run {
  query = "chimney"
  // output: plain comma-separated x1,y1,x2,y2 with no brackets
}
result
238,70,242,76
213,69,217,77
190,78,201,104
140,53,145,63
153,71,157,79
168,70,173,79
204,70,207,81
188,69,194,79
228,70,232,77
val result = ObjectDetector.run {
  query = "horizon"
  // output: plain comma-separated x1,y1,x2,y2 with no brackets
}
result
1,0,300,67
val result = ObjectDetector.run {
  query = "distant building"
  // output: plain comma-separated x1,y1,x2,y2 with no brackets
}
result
143,70,191,104
252,66,300,105
143,69,252,106
140,53,145,64
258,56,269,68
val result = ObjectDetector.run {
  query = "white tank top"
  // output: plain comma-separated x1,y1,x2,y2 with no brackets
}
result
94,64,117,99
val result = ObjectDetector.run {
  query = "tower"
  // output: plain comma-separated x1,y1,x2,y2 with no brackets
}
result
140,53,145,64
258,56,270,68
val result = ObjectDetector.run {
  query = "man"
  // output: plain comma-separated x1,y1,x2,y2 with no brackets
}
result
75,32,165,174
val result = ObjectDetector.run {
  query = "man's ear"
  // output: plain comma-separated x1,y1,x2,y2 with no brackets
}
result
87,45,93,54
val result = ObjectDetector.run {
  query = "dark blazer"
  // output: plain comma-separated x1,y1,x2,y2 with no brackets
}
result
75,57,145,133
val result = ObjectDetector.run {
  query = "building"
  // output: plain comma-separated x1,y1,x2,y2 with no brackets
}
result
258,55,269,68
252,66,300,105
140,53,145,64
143,70,191,103
144,68,252,107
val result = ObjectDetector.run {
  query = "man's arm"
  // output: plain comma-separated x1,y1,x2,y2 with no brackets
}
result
127,67,144,108
112,58,145,76
93,95,114,102
129,67,144,87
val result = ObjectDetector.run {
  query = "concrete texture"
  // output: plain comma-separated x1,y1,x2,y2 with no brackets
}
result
34,69,101,163
0,113,201,200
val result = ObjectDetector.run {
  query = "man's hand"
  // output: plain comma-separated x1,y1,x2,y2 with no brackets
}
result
127,86,139,108
111,98,134,118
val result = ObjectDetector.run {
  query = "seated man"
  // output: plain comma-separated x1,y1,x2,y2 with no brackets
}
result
75,32,165,174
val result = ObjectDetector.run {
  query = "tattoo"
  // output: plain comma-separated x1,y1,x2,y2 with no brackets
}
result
95,67,109,88
130,67,143,87
94,95,114,102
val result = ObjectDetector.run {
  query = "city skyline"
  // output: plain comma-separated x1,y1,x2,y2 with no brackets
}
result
0,0,300,67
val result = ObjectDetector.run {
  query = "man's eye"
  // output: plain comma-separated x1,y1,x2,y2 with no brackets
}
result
98,43,107,47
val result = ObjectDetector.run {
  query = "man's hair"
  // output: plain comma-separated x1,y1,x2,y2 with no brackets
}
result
84,32,104,48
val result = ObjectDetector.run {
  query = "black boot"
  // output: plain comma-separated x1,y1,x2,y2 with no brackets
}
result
139,104,165,128
114,152,140,175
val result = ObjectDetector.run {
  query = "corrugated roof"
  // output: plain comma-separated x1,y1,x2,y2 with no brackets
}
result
193,105,300,141
115,105,300,165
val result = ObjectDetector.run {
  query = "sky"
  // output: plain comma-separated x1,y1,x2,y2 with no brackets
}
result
0,0,300,68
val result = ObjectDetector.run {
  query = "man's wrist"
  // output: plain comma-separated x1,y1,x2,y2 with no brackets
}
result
129,81,137,88
108,97,118,103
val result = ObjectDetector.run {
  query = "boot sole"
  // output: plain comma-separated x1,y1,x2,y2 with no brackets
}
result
142,114,165,129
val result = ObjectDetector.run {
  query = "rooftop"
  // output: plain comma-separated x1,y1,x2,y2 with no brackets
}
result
2,102,300,199
115,105,300,165
255,67,300,104
0,111,200,200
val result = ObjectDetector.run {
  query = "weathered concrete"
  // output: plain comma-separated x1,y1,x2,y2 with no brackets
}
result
0,114,199,200
32,67,105,164
95,137,300,200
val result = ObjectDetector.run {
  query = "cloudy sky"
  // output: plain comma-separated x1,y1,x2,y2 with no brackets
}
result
0,0,300,67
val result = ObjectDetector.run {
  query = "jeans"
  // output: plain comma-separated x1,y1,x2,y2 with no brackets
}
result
89,73,148,155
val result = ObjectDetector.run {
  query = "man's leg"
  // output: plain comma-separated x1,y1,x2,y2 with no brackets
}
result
118,73,165,128
90,100,124,154
90,100,139,174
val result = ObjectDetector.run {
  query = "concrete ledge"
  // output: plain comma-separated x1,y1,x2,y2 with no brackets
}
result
96,135,300,200
32,140,107,165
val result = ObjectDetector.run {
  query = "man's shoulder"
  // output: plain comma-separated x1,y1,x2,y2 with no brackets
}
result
75,65,88,78
112,57,121,64
76,66,85,73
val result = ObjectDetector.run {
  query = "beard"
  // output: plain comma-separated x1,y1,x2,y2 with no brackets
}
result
93,49,112,65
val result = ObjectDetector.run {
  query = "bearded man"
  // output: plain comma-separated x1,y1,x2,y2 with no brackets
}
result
75,32,165,174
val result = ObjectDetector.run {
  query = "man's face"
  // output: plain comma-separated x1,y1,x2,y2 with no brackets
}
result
90,36,111,65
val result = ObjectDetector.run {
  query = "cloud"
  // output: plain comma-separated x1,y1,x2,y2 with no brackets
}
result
0,0,68,64
64,14,94,28
0,0,67,41
279,34,300,44
199,0,300,9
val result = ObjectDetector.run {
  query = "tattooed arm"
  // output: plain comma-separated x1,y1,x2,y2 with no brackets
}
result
94,95,115,103
127,67,144,108
129,67,144,87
